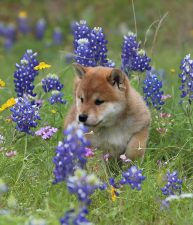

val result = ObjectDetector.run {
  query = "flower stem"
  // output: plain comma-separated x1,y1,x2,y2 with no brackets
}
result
15,134,28,185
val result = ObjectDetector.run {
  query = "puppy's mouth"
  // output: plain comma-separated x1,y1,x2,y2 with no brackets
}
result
83,120,103,127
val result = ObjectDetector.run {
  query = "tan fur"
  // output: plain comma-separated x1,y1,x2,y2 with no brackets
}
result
64,65,151,161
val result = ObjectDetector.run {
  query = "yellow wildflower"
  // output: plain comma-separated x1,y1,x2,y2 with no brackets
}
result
5,118,12,123
34,62,51,70
170,68,175,73
110,187,117,202
18,11,27,18
51,109,57,114
0,98,16,112
0,79,5,87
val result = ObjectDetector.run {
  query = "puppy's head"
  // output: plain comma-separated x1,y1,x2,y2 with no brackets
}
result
73,63,129,128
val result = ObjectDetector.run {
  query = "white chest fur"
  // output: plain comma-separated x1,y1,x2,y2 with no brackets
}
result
90,116,142,157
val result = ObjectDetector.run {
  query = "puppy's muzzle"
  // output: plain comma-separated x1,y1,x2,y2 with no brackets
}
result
79,114,88,123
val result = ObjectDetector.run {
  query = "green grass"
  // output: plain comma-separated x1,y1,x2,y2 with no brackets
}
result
0,29,193,225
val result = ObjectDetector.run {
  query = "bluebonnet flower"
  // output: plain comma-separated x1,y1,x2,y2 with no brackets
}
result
72,20,91,49
18,11,29,35
67,169,101,205
143,71,164,110
10,97,41,134
74,38,96,67
161,171,182,196
14,49,39,97
53,123,89,184
109,178,121,189
60,207,92,225
4,38,14,50
42,74,64,92
4,24,16,42
121,32,151,75
48,91,66,105
105,59,115,68
120,166,146,190
35,18,46,40
90,27,108,66
73,21,115,68
53,27,63,45
179,54,193,104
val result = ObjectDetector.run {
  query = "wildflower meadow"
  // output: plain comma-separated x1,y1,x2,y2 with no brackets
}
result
0,1,193,225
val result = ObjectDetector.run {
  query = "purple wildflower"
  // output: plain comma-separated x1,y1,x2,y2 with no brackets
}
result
53,27,63,45
35,126,58,139
72,20,115,67
161,171,182,196
18,13,29,35
121,32,151,75
74,38,96,66
66,169,101,205
120,166,146,190
4,38,14,50
42,74,64,93
10,97,41,135
14,49,39,97
48,91,66,105
35,18,46,40
60,207,91,225
143,71,165,110
72,20,91,50
179,54,193,104
4,24,16,42
84,147,94,158
53,123,90,184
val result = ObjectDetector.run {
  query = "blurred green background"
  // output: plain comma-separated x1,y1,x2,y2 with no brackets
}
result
1,0,193,53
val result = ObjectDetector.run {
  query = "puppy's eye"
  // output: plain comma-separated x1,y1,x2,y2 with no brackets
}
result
95,99,105,105
79,97,84,103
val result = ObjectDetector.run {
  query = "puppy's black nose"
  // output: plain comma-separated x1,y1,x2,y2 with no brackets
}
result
79,114,88,123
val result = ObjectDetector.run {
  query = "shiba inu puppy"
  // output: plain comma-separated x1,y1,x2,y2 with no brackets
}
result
64,64,151,161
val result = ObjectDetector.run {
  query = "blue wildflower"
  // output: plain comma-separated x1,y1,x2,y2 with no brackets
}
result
121,32,151,75
4,38,14,50
14,49,39,97
10,97,41,134
53,27,63,45
74,38,96,67
120,166,146,190
179,54,193,104
67,169,101,205
18,12,29,35
4,24,16,42
72,20,91,49
60,207,92,225
161,171,182,196
73,20,115,67
35,18,46,40
42,74,64,92
53,123,89,184
90,27,108,66
48,91,66,105
143,71,164,110
109,178,121,189
105,59,116,68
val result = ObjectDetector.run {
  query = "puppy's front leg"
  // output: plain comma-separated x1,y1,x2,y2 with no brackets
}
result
125,127,149,161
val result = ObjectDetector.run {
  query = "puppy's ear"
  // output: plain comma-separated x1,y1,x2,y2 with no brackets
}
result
73,63,87,79
107,68,126,90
